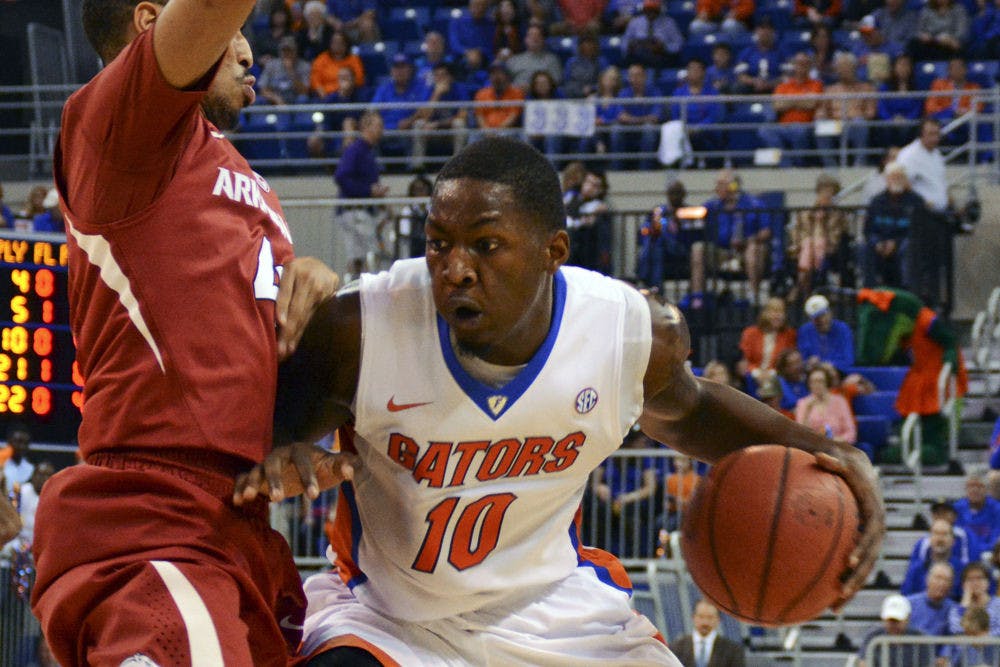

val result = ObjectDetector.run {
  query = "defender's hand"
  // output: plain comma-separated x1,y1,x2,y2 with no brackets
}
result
815,449,885,609
233,443,358,505
276,257,339,360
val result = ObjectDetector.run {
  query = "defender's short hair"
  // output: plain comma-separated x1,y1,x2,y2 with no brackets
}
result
82,0,165,62
434,137,565,234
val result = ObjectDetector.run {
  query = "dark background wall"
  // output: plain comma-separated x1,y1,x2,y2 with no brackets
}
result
0,0,68,157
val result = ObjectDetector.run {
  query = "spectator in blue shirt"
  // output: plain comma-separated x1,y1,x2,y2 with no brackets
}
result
969,0,1000,59
902,519,969,599
0,183,13,229
371,54,430,164
954,470,1000,561
706,43,737,95
411,62,470,169
700,169,770,297
575,65,623,160
776,348,809,411
622,0,683,69
735,18,784,94
415,32,454,91
875,54,922,149
912,501,976,581
609,63,665,170
947,562,1000,636
798,294,855,374
32,189,64,233
672,58,725,163
561,33,606,99
449,0,496,67
906,561,959,659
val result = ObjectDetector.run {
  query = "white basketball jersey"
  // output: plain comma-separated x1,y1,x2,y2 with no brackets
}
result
328,258,652,622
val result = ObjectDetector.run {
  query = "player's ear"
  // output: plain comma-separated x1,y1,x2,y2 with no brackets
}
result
544,229,570,274
133,1,163,35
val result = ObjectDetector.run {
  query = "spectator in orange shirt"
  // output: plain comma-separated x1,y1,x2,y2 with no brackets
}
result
758,52,824,166
473,61,525,135
690,0,755,37
816,52,877,166
309,30,365,98
661,455,700,531
925,58,982,122
739,297,798,380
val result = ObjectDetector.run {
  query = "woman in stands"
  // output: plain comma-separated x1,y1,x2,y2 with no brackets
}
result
795,365,858,446
738,297,798,381
577,65,623,161
876,55,922,149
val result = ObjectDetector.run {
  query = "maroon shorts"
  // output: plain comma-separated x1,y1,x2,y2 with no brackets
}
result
31,451,306,667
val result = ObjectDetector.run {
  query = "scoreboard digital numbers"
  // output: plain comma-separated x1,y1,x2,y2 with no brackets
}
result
0,232,81,444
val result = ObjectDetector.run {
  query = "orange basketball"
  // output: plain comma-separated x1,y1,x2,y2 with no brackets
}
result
680,445,860,626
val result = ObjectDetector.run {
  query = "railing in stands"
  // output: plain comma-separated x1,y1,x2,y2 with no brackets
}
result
864,633,1000,667
0,86,996,176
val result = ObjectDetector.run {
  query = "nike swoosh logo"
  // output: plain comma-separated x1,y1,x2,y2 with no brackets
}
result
279,615,304,631
387,396,433,412
210,130,226,139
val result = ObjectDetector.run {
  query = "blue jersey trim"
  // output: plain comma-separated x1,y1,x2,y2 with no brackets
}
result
436,270,567,421
342,482,369,588
569,520,633,596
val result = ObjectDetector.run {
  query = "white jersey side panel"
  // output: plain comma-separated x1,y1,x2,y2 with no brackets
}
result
336,258,652,621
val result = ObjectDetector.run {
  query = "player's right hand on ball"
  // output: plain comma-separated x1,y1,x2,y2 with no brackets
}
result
233,443,358,506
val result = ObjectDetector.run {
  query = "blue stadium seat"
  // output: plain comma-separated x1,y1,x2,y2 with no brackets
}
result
667,0,696,30
915,60,948,89
780,29,813,54
850,366,909,392
360,53,389,80
682,33,722,64
599,35,625,67
856,415,892,451
402,40,425,59
855,391,901,421
382,18,424,43
727,103,767,165
657,67,682,91
284,120,317,160
546,36,577,61
388,6,431,29
969,61,999,88
759,6,793,31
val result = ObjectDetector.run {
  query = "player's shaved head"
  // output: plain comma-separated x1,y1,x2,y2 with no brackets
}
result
83,0,166,62
435,137,566,235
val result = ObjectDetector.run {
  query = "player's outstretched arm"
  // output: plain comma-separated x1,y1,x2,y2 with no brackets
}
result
0,493,20,543
637,296,885,604
152,0,258,88
234,291,362,506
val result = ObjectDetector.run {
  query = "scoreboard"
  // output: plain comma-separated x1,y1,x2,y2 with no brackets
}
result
0,232,81,444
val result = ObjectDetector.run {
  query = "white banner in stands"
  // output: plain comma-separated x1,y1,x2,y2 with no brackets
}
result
523,101,596,137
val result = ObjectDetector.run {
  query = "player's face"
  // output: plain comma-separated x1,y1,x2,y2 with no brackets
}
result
426,178,569,366
202,32,255,131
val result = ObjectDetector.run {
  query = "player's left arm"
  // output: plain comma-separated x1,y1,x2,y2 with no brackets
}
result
275,257,340,360
637,295,884,602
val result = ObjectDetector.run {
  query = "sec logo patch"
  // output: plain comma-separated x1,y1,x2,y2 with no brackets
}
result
575,388,598,414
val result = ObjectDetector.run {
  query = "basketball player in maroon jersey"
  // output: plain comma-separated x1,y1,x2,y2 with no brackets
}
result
29,1,355,664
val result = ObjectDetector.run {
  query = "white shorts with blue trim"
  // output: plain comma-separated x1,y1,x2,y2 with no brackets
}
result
301,566,680,666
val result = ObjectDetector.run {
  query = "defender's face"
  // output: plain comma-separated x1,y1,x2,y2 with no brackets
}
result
203,32,255,130
425,179,566,365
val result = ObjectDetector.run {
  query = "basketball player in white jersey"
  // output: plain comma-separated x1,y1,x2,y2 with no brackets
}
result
234,138,885,666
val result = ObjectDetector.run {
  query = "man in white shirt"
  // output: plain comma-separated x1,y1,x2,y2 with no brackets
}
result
2,423,34,487
896,118,948,213
672,599,746,666
894,118,953,313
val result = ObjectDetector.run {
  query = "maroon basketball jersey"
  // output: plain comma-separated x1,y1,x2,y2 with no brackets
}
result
55,29,294,463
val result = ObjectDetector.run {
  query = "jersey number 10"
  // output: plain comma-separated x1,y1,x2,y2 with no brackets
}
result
411,493,517,573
